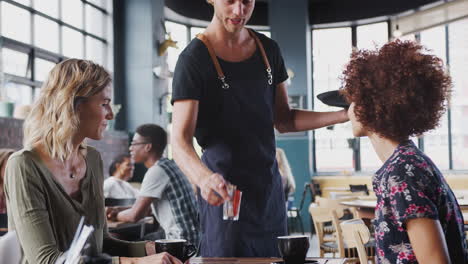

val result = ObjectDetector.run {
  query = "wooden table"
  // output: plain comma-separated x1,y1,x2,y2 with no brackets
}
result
189,257,347,264
340,199,376,209
107,216,153,238
342,200,468,225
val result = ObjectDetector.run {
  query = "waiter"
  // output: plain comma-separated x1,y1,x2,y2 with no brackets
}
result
171,0,348,257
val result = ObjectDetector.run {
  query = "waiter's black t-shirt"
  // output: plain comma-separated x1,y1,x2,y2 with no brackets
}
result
171,31,288,148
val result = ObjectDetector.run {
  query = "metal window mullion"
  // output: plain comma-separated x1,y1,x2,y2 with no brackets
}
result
83,1,87,59
58,0,63,56
445,24,453,170
351,25,361,171
310,30,317,173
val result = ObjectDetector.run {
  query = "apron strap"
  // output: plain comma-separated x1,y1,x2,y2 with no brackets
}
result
196,33,230,89
196,28,273,89
247,29,273,85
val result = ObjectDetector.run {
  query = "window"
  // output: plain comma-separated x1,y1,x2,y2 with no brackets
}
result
86,5,104,38
419,26,450,170
165,21,188,72
190,27,205,39
312,19,468,173
0,1,113,104
313,27,353,172
34,0,58,18
62,0,83,29
449,19,468,170
5,83,32,105
86,36,104,65
34,58,56,83
356,22,388,50
356,22,389,171
62,27,84,58
34,15,59,53
2,48,30,78
0,2,31,44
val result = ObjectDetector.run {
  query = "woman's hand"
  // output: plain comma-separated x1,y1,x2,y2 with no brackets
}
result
145,241,156,255
199,173,230,206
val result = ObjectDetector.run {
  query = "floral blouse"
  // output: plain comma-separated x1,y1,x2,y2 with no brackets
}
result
372,140,468,264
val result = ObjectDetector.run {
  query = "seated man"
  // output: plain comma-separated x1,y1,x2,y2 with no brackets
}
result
108,124,200,246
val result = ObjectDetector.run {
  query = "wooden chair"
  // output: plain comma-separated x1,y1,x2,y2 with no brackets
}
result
0,214,7,236
309,206,345,257
349,184,370,196
340,219,375,264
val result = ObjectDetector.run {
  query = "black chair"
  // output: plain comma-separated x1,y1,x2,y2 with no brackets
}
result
349,184,369,195
105,198,136,207
0,213,7,236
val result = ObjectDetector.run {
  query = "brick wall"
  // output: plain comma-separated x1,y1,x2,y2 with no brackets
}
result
0,117,129,175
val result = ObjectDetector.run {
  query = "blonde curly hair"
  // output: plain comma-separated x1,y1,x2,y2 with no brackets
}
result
23,59,111,161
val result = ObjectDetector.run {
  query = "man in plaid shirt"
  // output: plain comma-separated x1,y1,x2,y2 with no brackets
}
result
110,124,200,245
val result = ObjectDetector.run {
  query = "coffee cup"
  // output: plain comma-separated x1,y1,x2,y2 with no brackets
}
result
155,239,196,262
277,235,310,264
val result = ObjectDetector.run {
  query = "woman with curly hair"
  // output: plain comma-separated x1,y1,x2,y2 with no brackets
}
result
4,59,181,264
341,40,467,264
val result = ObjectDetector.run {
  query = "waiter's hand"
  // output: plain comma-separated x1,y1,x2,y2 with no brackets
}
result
199,173,230,206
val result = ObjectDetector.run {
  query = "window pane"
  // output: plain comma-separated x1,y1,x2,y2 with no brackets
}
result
34,58,56,82
87,0,106,9
5,83,32,105
2,48,30,78
13,0,30,6
34,16,59,53
62,0,83,29
86,37,104,65
85,5,104,38
419,26,449,170
357,22,388,50
63,27,84,58
190,27,205,39
449,19,468,170
1,2,31,44
356,22,390,171
360,138,382,171
165,21,188,72
313,27,353,171
34,0,58,18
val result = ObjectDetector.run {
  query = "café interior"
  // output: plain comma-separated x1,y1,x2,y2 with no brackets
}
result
1,0,468,263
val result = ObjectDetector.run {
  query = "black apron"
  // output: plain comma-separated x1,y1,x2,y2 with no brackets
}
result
197,30,287,257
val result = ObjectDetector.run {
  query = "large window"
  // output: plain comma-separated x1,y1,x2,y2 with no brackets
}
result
312,27,353,172
312,19,468,173
0,0,112,107
356,22,389,171
449,19,468,170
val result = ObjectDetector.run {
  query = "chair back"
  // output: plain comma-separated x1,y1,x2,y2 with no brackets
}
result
340,219,371,264
309,206,345,256
349,184,369,195
0,231,22,264
315,196,357,218
105,198,136,207
0,213,7,228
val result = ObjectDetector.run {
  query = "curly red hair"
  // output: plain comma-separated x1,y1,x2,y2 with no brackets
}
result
340,40,451,142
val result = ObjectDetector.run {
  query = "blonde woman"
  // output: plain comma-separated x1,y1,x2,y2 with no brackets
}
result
275,148,296,197
0,148,15,214
4,59,181,264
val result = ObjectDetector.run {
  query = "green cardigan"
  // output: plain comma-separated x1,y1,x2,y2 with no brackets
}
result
4,146,146,264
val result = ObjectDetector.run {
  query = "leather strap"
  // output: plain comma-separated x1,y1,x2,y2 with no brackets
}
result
196,28,273,89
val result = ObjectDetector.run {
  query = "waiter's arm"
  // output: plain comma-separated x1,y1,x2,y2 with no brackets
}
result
172,99,229,206
274,81,349,133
